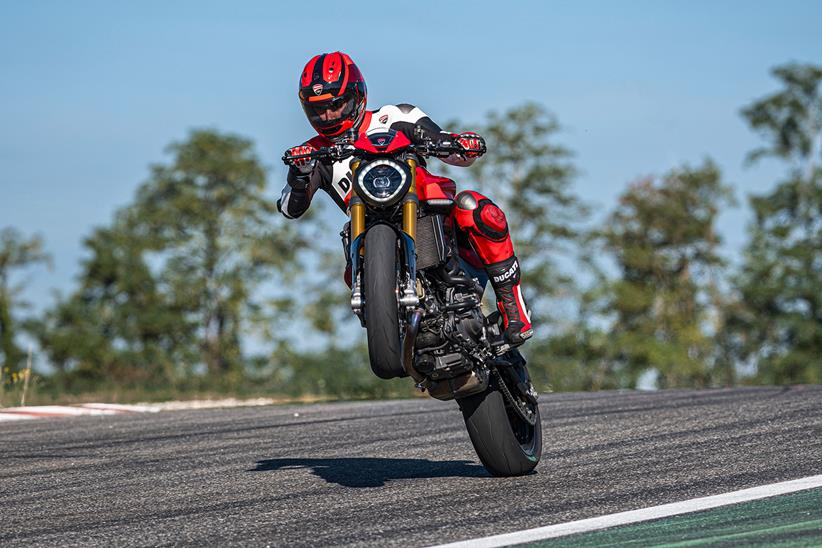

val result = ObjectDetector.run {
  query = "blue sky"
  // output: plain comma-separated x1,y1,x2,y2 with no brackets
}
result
2,0,821,312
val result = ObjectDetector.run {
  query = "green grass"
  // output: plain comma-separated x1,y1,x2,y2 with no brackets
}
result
525,488,822,547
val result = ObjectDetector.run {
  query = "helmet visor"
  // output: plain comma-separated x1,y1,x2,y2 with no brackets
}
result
303,93,358,129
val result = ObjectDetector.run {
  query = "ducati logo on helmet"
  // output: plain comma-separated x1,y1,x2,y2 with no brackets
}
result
379,115,389,124
312,84,323,95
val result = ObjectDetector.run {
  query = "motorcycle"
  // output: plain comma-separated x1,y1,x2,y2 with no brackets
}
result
283,129,542,476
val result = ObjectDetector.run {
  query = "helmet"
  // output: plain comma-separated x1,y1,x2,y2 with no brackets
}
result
298,52,367,139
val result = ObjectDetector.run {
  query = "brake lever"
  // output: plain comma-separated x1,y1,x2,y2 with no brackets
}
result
328,144,357,161
413,139,460,159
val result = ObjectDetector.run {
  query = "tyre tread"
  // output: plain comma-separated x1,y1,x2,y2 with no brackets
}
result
364,224,405,379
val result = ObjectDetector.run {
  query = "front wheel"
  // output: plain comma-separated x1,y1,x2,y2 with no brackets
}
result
363,224,406,379
458,367,542,476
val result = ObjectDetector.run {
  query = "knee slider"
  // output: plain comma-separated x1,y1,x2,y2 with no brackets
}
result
474,199,509,241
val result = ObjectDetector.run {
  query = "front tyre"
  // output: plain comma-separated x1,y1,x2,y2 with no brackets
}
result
363,224,406,379
458,372,542,476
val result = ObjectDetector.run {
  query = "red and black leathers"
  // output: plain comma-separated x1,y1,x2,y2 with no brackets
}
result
278,103,532,345
451,189,533,343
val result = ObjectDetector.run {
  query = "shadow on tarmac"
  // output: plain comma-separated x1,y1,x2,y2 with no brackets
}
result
250,457,489,487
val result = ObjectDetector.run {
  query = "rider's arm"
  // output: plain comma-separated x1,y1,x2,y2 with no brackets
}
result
277,166,322,219
384,104,481,167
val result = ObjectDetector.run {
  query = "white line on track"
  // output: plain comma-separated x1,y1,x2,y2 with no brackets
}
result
430,474,822,548
0,398,282,422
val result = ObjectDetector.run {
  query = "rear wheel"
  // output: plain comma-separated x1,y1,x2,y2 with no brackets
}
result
363,224,406,379
458,364,542,476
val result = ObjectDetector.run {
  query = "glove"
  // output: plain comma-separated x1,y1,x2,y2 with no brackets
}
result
455,132,486,158
286,144,317,174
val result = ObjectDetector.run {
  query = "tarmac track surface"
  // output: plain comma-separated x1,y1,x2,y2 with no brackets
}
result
1,386,820,546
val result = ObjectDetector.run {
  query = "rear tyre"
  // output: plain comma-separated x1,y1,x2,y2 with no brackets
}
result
364,224,406,379
458,373,542,476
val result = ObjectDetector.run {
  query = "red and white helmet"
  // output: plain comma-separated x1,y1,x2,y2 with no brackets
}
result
298,52,367,139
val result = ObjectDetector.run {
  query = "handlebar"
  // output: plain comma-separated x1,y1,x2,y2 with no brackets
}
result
281,138,484,165
281,145,355,164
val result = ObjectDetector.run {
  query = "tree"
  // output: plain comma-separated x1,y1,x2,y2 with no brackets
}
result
0,227,50,372
129,129,302,381
34,129,304,391
598,161,733,388
32,221,192,387
732,63,822,384
732,177,822,384
741,63,822,179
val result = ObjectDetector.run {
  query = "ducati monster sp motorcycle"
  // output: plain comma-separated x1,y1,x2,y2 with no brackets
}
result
283,129,542,476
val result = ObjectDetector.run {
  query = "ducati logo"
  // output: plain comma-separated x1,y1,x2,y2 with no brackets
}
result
377,138,386,145
379,115,389,124
312,84,323,95
492,260,519,284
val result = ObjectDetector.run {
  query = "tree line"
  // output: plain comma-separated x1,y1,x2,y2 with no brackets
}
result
1,62,820,402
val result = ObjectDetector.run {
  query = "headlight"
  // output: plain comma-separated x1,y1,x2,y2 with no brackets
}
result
355,159,411,207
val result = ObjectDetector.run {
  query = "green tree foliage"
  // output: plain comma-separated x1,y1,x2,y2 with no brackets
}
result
0,228,50,372
597,161,733,388
733,176,822,384
129,129,301,382
539,273,614,391
741,63,822,178
733,62,822,384
32,221,191,387
34,129,303,391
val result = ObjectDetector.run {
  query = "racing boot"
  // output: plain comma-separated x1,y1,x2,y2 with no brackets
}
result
486,256,533,346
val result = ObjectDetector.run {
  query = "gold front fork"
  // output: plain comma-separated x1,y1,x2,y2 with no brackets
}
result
403,159,418,240
350,202,365,241
349,160,365,244
349,159,417,244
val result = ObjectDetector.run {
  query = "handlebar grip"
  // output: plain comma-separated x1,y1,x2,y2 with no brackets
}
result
425,144,465,158
283,152,316,161
282,147,331,165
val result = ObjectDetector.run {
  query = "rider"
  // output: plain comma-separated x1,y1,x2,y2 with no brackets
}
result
278,52,533,346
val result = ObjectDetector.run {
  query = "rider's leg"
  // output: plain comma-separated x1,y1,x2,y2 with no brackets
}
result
451,190,533,345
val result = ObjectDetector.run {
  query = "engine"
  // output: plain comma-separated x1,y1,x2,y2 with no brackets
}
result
414,275,488,382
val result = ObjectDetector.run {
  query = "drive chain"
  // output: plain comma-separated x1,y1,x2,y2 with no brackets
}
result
493,368,537,426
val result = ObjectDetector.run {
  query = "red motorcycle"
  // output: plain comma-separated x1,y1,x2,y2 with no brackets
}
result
283,129,541,476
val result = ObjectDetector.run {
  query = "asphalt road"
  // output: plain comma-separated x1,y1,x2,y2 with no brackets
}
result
1,386,821,547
